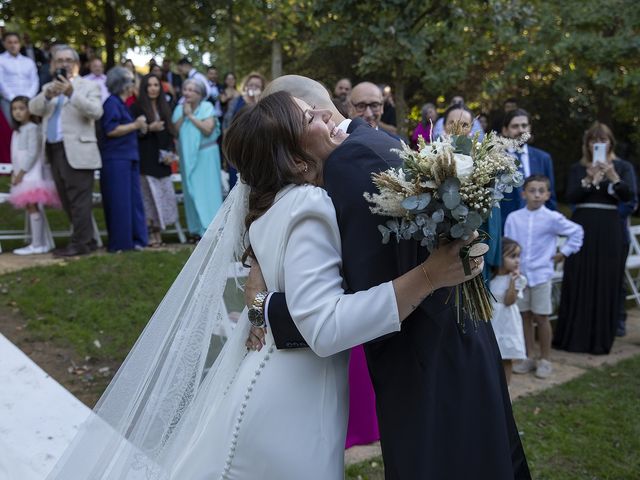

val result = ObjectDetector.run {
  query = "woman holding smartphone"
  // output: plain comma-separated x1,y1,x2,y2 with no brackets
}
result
554,122,637,354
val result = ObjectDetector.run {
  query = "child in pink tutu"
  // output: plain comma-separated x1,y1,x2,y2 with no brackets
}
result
8,96,60,255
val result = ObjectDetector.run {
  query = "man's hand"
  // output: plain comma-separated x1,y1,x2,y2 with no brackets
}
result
244,261,267,308
552,252,565,265
55,75,73,97
45,83,63,100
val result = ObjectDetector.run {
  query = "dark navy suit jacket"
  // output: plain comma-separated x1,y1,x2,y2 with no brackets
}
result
501,145,556,226
265,119,530,479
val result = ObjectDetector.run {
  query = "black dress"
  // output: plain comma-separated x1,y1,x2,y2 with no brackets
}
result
129,103,174,178
553,160,633,354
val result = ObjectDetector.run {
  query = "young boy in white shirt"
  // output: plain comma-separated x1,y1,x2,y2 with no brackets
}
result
504,175,584,378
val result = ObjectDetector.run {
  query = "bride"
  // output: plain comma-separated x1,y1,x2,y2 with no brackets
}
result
47,91,482,479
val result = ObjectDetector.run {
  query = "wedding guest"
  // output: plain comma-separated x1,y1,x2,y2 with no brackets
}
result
130,74,179,247
506,175,583,378
411,102,437,146
0,32,39,125
29,44,103,257
478,113,490,133
8,96,59,255
161,58,182,98
20,33,46,76
379,84,397,132
499,108,556,227
489,237,527,385
99,66,148,252
222,71,265,189
332,77,351,117
554,122,635,355
172,78,222,238
349,82,403,141
122,58,140,106
177,57,210,100
442,103,475,136
219,71,240,115
150,63,176,105
491,97,518,133
431,95,484,140
83,58,109,102
206,65,222,118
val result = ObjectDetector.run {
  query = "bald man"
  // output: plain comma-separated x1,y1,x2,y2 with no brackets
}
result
249,75,530,480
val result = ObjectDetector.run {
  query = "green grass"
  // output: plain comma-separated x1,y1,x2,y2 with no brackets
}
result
346,356,640,479
1,250,192,359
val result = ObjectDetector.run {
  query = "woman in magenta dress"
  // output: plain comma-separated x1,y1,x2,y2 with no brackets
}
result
346,346,380,448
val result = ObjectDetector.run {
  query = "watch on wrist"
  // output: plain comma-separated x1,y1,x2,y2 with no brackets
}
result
248,291,269,328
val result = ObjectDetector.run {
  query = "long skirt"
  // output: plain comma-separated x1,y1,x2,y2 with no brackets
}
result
553,208,625,355
140,175,179,230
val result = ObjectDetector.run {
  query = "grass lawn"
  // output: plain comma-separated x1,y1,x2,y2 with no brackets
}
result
1,252,639,479
346,355,640,479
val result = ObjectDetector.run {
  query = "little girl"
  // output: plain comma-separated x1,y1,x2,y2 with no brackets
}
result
490,237,527,385
8,96,60,255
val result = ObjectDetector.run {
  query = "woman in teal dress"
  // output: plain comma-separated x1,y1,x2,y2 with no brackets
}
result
172,78,223,237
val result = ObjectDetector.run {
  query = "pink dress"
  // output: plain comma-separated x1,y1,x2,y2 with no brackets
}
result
345,345,380,448
8,122,61,208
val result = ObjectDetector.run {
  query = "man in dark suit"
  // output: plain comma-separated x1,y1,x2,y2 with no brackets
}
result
500,108,557,226
161,58,182,98
246,75,530,479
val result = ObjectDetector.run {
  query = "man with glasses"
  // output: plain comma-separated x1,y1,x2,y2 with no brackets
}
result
500,108,556,226
349,81,402,140
29,45,103,257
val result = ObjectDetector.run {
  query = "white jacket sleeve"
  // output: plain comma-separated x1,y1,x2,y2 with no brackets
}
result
17,124,42,173
283,188,400,357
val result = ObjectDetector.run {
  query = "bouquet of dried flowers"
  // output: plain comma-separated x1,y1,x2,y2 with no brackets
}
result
364,128,527,323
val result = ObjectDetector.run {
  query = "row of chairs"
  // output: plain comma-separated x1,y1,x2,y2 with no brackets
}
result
0,164,187,252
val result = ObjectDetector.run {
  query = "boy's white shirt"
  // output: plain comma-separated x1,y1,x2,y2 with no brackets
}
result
504,205,584,287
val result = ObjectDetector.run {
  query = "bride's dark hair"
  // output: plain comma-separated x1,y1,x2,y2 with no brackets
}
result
223,90,319,262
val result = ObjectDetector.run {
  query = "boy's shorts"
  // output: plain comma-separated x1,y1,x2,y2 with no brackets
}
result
518,280,552,315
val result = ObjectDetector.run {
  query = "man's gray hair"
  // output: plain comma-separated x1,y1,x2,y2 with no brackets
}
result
182,78,207,99
50,44,80,63
106,66,133,95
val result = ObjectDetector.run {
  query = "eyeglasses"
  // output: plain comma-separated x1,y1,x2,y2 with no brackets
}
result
352,101,382,113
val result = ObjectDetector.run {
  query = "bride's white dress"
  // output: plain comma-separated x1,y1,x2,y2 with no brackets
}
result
170,185,400,479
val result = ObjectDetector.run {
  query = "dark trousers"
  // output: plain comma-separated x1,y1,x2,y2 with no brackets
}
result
100,159,147,252
46,142,95,249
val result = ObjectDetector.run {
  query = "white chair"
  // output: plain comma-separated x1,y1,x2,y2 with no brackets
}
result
624,225,640,307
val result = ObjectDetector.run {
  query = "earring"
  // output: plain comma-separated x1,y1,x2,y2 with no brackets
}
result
301,162,309,173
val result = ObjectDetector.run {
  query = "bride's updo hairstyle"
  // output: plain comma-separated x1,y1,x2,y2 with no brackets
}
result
223,90,319,262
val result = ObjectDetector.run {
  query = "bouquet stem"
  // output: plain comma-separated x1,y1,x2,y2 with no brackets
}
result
458,275,494,324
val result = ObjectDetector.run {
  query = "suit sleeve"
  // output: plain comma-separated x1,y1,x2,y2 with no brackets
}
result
543,151,557,210
28,89,53,117
70,81,103,120
279,188,400,357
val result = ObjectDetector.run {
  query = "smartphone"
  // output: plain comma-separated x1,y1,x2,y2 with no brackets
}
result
593,143,607,164
54,68,67,80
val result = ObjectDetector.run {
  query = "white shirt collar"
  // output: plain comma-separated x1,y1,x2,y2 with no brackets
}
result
337,118,351,133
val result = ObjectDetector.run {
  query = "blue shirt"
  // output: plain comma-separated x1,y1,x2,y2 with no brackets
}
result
100,94,139,162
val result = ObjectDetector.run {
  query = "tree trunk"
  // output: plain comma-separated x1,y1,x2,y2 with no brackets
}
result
271,40,282,79
104,1,117,69
394,61,407,139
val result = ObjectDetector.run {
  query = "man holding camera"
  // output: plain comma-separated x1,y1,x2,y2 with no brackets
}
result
29,45,103,257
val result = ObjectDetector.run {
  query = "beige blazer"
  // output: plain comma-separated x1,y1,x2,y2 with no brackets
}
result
28,77,103,170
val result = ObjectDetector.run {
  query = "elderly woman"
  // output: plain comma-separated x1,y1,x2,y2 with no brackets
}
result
172,78,222,238
99,66,149,252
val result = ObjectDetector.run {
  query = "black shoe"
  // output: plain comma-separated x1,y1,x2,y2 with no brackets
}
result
53,244,91,258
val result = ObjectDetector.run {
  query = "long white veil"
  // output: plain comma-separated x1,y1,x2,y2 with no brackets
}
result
47,182,252,479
